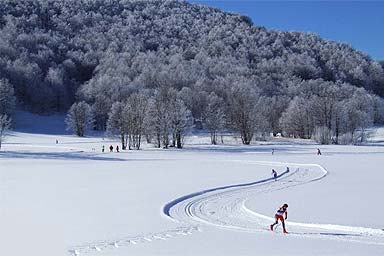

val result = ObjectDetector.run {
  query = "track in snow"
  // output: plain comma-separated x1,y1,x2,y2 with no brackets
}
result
164,160,384,246
67,226,202,256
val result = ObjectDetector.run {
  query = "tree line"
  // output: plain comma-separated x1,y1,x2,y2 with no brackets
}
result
66,77,384,148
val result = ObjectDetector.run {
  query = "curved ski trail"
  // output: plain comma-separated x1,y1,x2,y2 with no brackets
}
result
164,160,384,246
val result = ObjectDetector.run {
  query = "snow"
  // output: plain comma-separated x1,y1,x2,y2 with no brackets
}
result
1,119,384,256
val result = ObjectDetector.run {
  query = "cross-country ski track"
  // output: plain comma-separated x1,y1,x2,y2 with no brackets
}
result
68,160,384,255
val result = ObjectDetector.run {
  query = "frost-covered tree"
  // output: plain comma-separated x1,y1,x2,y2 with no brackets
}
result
106,94,148,150
170,97,192,148
228,83,260,145
145,87,172,148
372,96,384,124
313,126,332,145
178,86,208,128
203,92,226,145
65,101,93,137
107,102,128,149
125,93,149,150
45,67,68,112
339,89,374,144
0,79,16,116
0,114,11,150
280,97,313,139
144,87,191,149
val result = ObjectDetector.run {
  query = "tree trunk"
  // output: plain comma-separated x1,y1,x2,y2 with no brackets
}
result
156,133,161,148
137,135,141,150
335,117,339,145
176,132,182,149
121,134,126,150
128,135,132,150
211,131,217,145
171,133,176,147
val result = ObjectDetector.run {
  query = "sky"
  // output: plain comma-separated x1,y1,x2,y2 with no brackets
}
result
188,1,384,61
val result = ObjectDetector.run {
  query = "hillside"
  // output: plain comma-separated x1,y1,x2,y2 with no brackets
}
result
1,0,383,111
1,0,384,145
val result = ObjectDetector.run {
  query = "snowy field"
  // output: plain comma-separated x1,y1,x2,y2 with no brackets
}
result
1,117,384,256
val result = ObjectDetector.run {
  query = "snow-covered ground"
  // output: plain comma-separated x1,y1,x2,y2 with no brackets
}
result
1,122,384,256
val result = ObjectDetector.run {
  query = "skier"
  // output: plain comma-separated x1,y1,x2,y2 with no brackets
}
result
286,167,290,173
116,145,119,152
109,145,113,152
270,203,289,234
102,145,105,153
271,169,277,181
317,148,322,155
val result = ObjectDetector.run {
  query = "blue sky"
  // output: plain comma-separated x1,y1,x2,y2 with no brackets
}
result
189,1,384,60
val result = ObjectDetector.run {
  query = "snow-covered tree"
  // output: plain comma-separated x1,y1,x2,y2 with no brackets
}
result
145,88,173,148
313,126,332,145
125,93,149,150
0,79,16,116
170,97,192,148
107,102,128,149
65,101,93,137
339,89,374,144
228,83,260,145
203,92,226,144
280,97,313,139
0,114,11,150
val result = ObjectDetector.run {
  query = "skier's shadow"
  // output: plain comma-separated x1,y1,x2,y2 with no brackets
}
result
292,232,361,237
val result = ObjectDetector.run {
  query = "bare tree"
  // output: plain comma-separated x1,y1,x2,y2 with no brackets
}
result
65,101,93,137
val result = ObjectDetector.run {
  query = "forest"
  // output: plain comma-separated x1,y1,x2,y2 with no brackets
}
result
1,0,384,147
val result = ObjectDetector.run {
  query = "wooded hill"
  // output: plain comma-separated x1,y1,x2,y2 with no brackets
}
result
1,0,384,145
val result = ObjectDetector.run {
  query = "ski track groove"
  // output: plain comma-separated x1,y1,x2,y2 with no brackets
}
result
68,160,384,255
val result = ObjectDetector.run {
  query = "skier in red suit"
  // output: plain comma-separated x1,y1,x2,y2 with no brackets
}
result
270,203,288,234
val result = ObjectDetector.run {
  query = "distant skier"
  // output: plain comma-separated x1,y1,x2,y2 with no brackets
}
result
116,145,119,152
270,203,289,234
286,167,290,173
102,145,105,153
317,148,322,155
272,149,274,155
109,145,113,152
271,169,277,181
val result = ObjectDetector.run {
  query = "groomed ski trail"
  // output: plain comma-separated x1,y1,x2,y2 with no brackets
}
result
164,160,384,246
